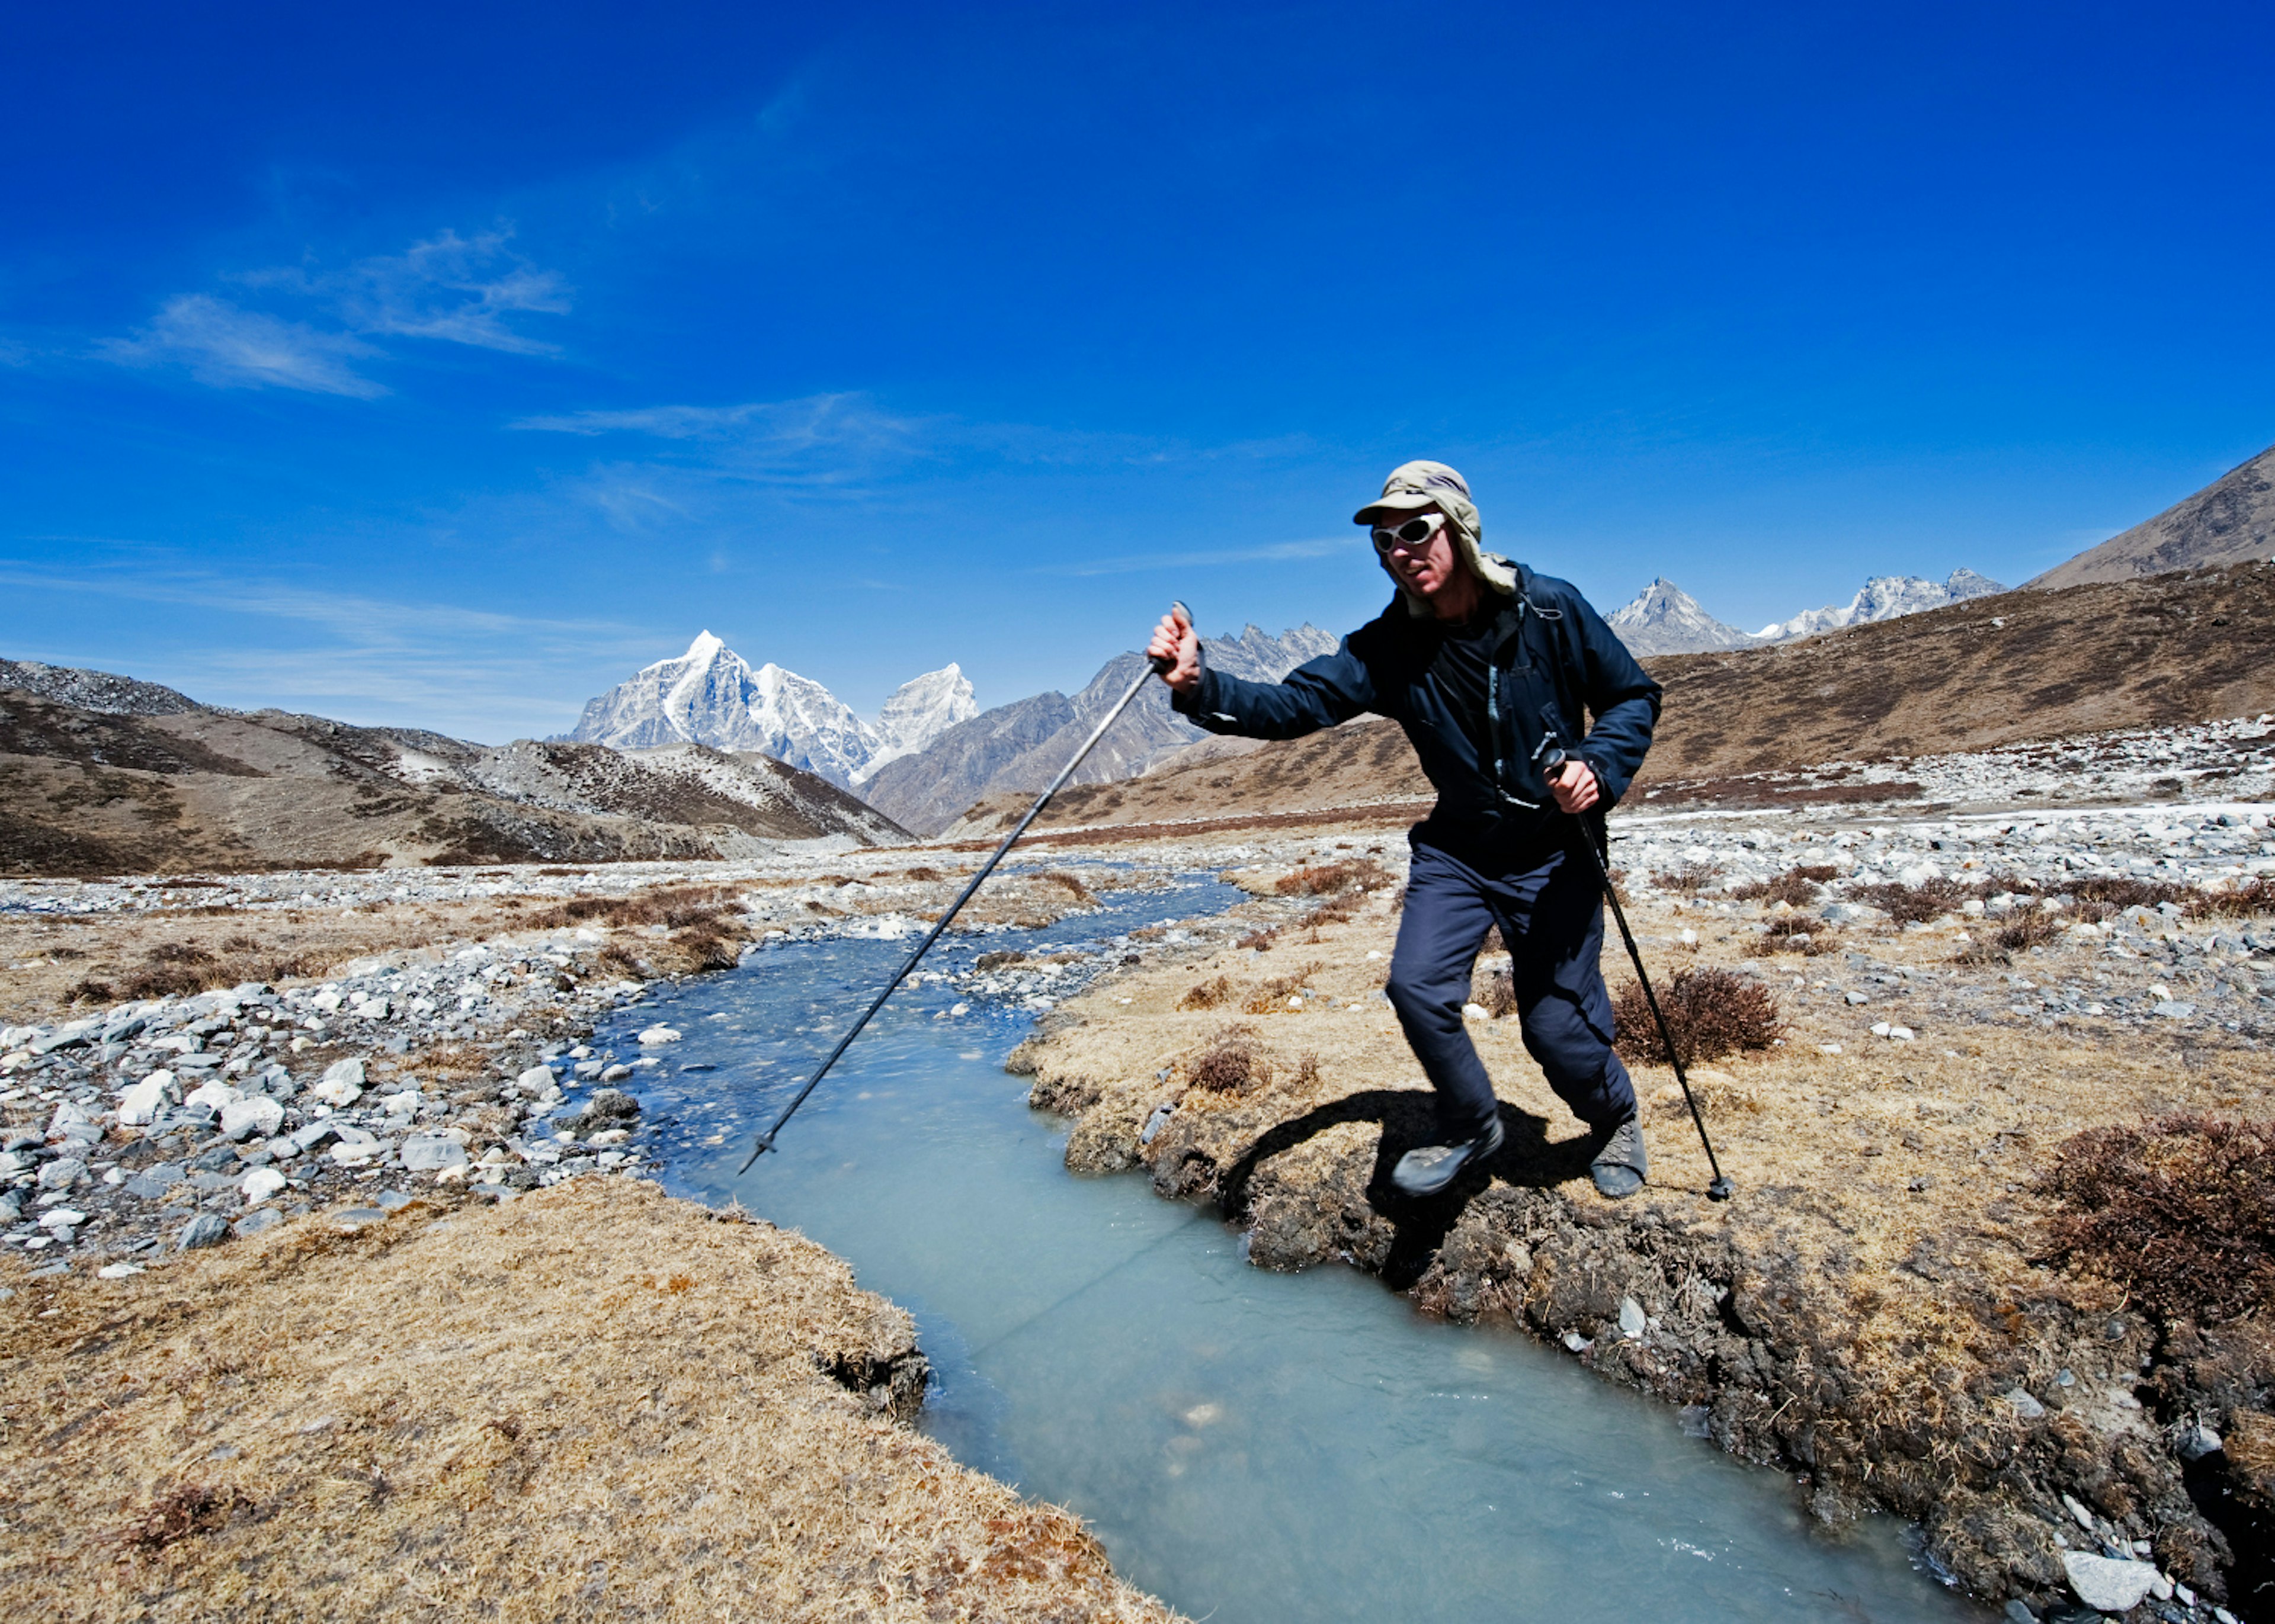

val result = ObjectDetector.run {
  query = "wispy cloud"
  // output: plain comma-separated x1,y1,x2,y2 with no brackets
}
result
101,227,571,396
514,391,1314,499
1042,537,1351,576
99,294,389,397
0,557,656,741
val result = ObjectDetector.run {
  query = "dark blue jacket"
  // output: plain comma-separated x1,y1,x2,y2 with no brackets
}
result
1171,566,1661,862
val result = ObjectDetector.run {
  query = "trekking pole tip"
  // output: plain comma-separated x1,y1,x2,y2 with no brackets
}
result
736,1134,775,1176
1707,1175,1735,1202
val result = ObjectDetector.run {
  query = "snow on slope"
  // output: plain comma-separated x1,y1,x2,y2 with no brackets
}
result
853,663,979,784
1756,570,2006,641
563,633,973,791
1605,578,1759,655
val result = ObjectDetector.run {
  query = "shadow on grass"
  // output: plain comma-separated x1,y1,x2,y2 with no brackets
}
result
1215,1091,1596,1289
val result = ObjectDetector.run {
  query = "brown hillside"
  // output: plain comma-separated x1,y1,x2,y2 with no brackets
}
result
2029,441,2275,589
946,562,2275,834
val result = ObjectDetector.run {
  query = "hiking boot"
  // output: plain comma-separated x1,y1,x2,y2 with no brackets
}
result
1391,1115,1504,1199
1589,1114,1648,1199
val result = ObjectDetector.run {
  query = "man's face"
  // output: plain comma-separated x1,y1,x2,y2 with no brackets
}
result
1378,505,1463,599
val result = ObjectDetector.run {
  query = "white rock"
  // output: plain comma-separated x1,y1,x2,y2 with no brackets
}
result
1617,1296,1646,1339
220,1096,285,1141
2004,1387,2045,1420
637,1025,683,1045
38,1208,86,1231
185,1079,242,1112
400,1134,470,1173
515,1065,555,1093
97,1262,145,1279
2061,1551,2158,1614
379,1090,422,1116
600,1063,633,1083
312,1058,366,1107
1461,1002,1491,1021
241,1167,288,1204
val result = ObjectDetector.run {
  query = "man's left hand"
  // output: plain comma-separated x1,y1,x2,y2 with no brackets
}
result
1550,759,1600,814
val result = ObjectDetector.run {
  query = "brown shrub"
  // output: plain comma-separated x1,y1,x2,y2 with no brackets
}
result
2039,1115,2275,1323
118,945,332,1001
1235,927,1279,952
1611,968,1781,1067
1178,975,1234,1012
65,980,116,1006
1470,961,1516,1018
1852,877,1970,925
2190,877,2275,920
2058,875,2193,922
1731,865,1834,906
1650,861,1723,897
902,866,944,884
1273,858,1393,898
1956,903,2065,964
1187,1026,1271,1093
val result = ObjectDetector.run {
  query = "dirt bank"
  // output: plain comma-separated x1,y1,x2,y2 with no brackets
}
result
1011,850,2274,1620
0,1179,1178,1622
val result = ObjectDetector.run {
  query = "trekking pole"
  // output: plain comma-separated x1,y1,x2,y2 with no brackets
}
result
736,605,1188,1174
1538,729,1734,1201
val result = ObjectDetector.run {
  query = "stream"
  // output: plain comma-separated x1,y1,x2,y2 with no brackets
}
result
607,875,1985,1623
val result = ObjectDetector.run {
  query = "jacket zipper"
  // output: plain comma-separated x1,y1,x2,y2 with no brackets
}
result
1488,665,1502,789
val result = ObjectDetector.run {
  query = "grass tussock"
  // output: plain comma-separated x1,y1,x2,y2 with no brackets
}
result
1611,967,1782,1067
105,939,337,1002
1745,921,1838,957
1239,962,1323,1015
0,1181,1177,1624
2189,875,2275,920
2038,1115,2275,1323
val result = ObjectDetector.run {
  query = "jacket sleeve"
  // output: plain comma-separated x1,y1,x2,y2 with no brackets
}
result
1567,593,1662,805
1169,635,1380,740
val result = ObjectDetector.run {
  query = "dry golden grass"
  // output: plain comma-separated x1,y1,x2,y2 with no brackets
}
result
0,1180,1179,1624
1018,881,2274,1456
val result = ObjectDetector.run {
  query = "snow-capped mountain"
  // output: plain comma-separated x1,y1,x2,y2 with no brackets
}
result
1755,570,2006,641
562,633,970,791
1606,578,1758,656
853,664,979,785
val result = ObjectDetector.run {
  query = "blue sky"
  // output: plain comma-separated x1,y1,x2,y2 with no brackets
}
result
5,2,2271,742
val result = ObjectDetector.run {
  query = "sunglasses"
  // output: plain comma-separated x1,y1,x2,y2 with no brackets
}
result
1370,511,1447,555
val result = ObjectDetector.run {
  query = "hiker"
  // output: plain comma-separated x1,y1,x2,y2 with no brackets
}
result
1146,461,1662,1199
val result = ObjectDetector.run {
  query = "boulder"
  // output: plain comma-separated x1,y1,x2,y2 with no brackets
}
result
240,1167,288,1204
312,1058,366,1108
2061,1551,2158,1615
220,1096,285,1141
117,1072,178,1126
400,1135,470,1173
177,1213,229,1251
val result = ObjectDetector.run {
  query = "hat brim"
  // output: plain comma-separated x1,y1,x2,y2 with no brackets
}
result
1353,491,1439,525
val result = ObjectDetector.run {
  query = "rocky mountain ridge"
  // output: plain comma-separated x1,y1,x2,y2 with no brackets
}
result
0,662,905,875
860,622,1338,836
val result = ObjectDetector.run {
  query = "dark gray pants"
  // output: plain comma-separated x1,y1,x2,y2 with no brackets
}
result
1385,839,1638,1141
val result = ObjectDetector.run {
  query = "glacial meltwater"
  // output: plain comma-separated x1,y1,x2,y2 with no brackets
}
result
605,875,1985,1623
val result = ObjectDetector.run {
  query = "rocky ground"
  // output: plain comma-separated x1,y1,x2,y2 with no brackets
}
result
1005,770,2275,1624
5,726,2273,1622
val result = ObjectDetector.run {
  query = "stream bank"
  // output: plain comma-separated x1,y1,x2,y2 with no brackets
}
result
1010,835,2272,1623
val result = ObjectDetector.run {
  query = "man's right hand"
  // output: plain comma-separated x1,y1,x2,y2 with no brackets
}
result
1146,604,1201,695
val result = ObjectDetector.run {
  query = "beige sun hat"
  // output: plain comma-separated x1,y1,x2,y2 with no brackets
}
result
1354,460,1516,609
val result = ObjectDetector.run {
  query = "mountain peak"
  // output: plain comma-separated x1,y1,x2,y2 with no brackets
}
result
566,636,974,791
1606,579,1758,655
